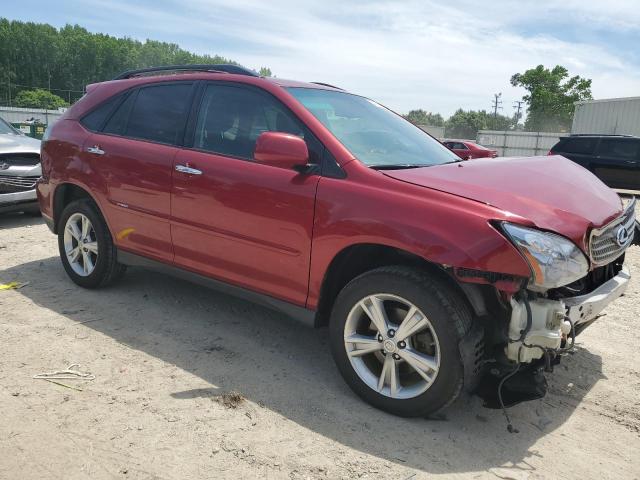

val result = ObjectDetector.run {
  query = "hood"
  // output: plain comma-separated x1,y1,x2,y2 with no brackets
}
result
383,155,623,247
0,133,41,155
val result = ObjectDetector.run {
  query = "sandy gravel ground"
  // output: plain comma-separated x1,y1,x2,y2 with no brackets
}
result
1,213,639,480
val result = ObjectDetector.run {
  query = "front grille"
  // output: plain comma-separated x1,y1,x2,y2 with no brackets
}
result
0,175,39,194
589,197,636,266
0,153,40,166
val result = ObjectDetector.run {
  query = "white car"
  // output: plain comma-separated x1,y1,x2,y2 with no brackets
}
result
0,118,42,215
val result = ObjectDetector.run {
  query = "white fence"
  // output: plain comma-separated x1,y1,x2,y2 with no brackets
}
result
0,106,67,126
418,125,445,139
476,130,567,157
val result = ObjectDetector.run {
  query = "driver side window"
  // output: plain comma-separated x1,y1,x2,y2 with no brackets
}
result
193,84,306,161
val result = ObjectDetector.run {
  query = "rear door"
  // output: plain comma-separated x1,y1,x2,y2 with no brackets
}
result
170,83,322,305
592,138,640,189
83,82,195,262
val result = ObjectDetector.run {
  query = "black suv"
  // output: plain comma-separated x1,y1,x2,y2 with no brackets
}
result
549,135,640,190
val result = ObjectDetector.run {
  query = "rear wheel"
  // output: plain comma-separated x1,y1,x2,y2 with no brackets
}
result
329,266,472,417
58,199,125,288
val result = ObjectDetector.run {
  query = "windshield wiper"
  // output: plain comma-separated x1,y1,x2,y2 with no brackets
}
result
370,164,426,170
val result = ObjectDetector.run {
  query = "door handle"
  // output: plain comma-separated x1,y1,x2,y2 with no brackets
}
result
86,145,105,155
175,164,202,175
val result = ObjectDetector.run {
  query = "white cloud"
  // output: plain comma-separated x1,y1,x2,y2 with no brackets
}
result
84,0,640,117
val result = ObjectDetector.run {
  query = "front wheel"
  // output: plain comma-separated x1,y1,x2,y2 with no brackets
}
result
329,266,472,417
58,199,126,288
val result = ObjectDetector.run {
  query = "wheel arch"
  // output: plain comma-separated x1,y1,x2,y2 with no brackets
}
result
52,182,103,234
314,243,488,327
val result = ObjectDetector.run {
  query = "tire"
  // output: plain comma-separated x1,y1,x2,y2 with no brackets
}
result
329,266,472,417
57,198,126,288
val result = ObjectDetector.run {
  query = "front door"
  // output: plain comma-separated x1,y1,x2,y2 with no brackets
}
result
171,83,321,305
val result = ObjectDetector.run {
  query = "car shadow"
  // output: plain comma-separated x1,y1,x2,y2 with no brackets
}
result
0,212,44,230
3,256,606,474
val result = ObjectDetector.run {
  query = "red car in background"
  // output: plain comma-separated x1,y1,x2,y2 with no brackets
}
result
442,139,498,159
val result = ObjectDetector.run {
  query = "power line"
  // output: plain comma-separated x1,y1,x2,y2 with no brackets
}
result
0,81,85,106
11,83,84,94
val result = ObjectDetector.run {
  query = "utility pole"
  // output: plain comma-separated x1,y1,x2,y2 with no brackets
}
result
491,93,502,129
513,100,524,126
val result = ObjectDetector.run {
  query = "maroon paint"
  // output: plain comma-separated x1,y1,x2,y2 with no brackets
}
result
254,132,309,170
37,72,624,313
171,147,319,305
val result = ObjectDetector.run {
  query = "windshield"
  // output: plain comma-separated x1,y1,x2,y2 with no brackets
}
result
0,117,19,135
287,87,459,168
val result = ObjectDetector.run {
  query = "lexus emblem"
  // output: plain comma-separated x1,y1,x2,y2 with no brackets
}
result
615,225,630,246
0,162,9,170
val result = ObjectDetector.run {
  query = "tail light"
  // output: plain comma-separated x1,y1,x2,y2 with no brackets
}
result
548,150,555,156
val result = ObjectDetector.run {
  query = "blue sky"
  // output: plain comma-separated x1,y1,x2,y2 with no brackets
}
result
5,0,640,117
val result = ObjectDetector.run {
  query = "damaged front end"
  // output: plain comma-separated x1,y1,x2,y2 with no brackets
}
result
465,198,635,418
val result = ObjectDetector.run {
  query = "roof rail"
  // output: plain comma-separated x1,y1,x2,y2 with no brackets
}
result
113,64,259,80
310,82,344,90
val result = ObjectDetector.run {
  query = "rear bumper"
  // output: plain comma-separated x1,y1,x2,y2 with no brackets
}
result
564,266,630,327
0,189,39,214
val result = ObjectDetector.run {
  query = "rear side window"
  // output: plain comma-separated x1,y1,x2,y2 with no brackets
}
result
81,94,122,132
597,139,640,160
124,84,193,145
556,137,597,155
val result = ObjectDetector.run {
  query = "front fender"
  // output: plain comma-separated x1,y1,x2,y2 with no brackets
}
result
307,175,531,309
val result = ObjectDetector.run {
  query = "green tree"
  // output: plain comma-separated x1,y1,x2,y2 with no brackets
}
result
0,18,265,106
510,65,592,132
14,89,68,109
258,67,273,77
403,109,444,127
445,109,513,139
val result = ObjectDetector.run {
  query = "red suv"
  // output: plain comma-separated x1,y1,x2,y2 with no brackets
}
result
37,65,634,418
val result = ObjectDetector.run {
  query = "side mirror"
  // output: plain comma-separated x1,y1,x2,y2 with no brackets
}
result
254,132,310,171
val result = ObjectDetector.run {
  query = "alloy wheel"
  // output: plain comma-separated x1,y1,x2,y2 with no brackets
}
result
344,293,441,399
63,213,99,276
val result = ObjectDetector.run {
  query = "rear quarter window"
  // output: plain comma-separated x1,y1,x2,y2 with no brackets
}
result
80,94,123,132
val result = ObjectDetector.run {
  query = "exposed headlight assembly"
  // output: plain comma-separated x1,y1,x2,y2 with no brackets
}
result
502,223,589,289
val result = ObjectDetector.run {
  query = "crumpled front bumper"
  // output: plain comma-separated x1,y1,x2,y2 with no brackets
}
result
564,266,630,328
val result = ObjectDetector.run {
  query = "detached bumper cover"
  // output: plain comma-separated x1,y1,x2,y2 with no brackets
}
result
564,266,630,326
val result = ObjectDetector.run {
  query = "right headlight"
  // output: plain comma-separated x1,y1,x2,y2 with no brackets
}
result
501,222,589,289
